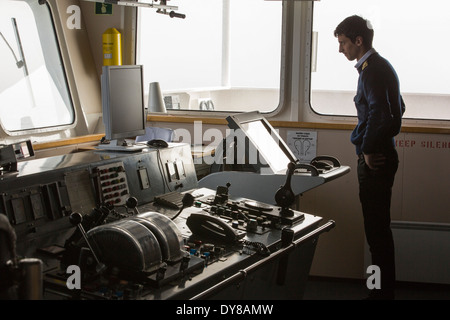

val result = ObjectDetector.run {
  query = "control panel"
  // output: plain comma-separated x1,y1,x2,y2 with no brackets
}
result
39,185,323,300
95,162,130,206
0,143,339,300
0,144,197,259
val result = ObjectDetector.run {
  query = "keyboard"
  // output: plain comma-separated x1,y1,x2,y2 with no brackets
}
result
154,191,185,210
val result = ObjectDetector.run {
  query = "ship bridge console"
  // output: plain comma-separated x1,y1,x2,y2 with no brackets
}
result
0,116,349,300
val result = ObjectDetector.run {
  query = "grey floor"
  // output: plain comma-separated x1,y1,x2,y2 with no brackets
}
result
302,276,450,300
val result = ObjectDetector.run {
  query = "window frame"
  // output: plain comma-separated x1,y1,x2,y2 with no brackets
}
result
308,0,450,124
136,0,287,118
0,0,76,137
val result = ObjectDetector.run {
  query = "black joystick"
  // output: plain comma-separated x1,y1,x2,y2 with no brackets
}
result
274,162,296,217
126,196,138,207
69,212,106,274
126,197,140,215
274,161,320,216
68,211,82,225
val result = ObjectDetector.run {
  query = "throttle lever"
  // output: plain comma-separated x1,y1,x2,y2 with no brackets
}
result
275,162,319,216
275,162,296,217
69,212,106,274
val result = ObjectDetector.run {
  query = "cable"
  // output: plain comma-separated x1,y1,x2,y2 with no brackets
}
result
0,31,23,68
170,193,194,221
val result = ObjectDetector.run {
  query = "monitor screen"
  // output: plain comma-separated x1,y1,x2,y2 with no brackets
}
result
226,111,298,174
101,65,146,143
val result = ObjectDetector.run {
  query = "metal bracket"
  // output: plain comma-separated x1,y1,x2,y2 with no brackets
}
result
80,0,178,11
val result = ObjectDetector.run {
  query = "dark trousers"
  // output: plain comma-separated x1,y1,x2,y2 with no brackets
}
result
357,150,398,295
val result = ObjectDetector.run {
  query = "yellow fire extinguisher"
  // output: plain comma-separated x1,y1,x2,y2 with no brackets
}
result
102,28,122,66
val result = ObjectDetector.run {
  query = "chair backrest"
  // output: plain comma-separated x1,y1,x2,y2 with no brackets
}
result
135,127,174,143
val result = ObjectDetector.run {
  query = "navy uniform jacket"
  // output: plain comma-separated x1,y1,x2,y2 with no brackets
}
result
351,52,405,155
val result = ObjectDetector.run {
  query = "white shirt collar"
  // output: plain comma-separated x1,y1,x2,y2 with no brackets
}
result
355,48,377,69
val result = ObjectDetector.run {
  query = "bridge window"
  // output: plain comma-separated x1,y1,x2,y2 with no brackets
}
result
311,0,450,121
0,0,74,134
137,0,282,113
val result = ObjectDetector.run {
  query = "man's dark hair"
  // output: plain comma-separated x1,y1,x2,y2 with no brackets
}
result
334,15,374,49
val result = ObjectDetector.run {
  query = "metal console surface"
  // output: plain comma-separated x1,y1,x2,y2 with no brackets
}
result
0,143,197,268
42,187,332,300
0,144,335,300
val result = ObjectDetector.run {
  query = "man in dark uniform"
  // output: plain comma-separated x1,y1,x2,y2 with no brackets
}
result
334,15,405,300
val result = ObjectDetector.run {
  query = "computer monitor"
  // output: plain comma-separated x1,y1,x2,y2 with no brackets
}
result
226,111,298,174
98,65,146,151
